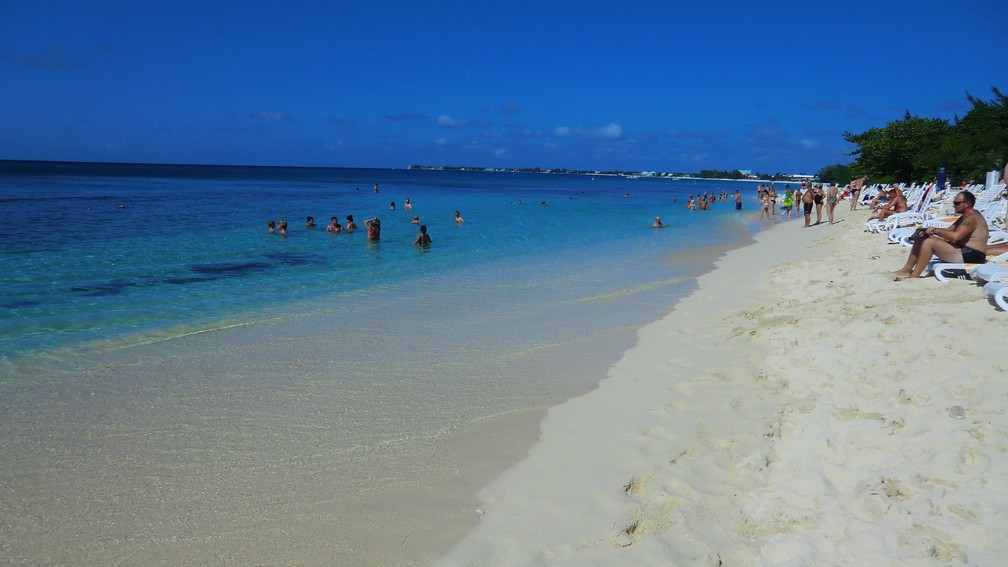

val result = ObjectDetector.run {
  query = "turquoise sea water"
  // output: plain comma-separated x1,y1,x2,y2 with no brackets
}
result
1,161,757,359
0,161,763,564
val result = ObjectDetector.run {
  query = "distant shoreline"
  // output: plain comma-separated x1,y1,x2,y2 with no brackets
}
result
0,159,808,184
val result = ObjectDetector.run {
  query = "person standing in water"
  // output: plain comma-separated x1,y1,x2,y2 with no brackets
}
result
365,217,380,240
413,225,431,246
326,216,343,233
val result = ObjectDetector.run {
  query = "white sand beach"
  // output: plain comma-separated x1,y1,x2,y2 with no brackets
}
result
439,204,1008,565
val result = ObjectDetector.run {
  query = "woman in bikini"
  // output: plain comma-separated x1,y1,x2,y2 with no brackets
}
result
826,183,840,224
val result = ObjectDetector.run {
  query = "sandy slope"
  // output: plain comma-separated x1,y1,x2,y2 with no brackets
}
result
438,204,1008,566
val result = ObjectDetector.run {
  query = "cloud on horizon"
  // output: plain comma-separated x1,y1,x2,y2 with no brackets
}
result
251,111,294,122
1,46,86,72
552,123,623,140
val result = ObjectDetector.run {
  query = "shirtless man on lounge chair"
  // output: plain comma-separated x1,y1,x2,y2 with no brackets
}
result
893,190,989,281
870,186,907,221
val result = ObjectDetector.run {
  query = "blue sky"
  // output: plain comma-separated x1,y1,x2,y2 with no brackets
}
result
1,1,1004,173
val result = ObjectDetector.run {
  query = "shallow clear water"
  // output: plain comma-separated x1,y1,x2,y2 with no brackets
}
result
0,162,762,564
1,162,755,359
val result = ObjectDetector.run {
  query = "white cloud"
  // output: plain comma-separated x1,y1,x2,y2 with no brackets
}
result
552,123,623,139
598,123,623,139
493,148,507,157
437,115,466,128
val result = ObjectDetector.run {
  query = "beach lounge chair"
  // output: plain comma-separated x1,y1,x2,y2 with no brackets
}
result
981,278,1008,311
865,184,933,233
971,262,1008,285
932,251,1008,282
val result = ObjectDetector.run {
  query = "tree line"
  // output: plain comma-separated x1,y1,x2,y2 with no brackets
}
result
817,87,1008,186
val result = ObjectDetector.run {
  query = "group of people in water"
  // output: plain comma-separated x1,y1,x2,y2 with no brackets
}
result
269,213,436,246
684,190,735,211
267,188,451,247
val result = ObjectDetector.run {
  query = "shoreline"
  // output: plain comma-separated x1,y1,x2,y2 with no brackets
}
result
0,200,753,565
438,204,1008,564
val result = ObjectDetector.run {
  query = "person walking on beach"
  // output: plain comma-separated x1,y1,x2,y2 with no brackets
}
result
801,183,815,227
813,184,825,225
413,225,431,246
935,167,948,193
780,188,794,220
893,191,988,280
365,217,380,240
850,176,866,210
734,190,742,210
826,183,840,224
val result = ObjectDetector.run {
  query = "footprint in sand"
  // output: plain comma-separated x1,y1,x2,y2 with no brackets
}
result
852,477,914,520
613,520,644,547
623,476,646,495
959,447,990,469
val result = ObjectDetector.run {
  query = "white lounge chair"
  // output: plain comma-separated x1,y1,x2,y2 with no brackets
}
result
932,251,1008,282
865,184,933,233
982,278,1008,311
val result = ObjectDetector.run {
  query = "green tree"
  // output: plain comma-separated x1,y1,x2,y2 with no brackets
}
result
844,112,952,183
940,87,1008,182
816,163,853,185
